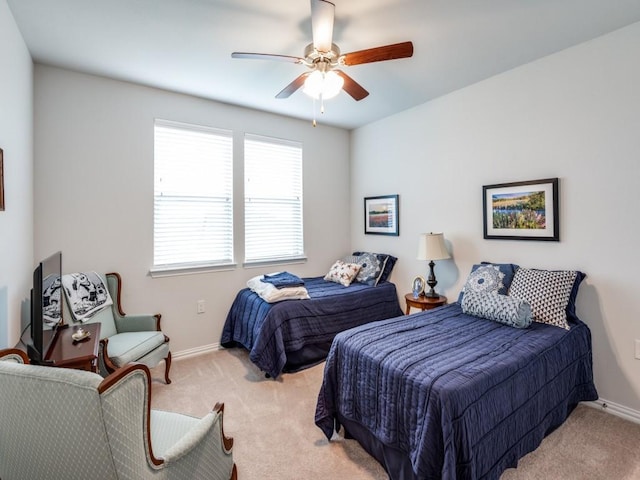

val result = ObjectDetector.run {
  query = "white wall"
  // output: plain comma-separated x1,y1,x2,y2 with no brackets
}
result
33,65,350,355
351,22,640,412
0,0,33,348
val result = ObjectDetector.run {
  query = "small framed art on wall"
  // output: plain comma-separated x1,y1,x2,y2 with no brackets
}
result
364,194,399,236
483,178,559,241
0,148,4,211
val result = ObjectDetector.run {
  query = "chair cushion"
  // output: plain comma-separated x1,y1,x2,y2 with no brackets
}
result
106,331,166,367
150,410,201,458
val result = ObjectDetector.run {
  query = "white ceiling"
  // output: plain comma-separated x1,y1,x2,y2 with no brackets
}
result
8,0,640,130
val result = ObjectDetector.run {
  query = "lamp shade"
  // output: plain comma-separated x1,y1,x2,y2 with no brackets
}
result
417,232,450,261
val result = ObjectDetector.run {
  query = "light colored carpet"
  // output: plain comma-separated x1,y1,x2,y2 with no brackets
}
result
150,349,640,479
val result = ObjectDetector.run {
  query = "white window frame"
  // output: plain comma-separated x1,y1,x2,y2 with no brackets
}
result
151,119,234,276
244,133,305,266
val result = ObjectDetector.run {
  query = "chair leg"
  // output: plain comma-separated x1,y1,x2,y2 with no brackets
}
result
164,352,172,384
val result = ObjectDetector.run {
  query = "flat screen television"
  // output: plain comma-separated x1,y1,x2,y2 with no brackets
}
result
27,251,63,364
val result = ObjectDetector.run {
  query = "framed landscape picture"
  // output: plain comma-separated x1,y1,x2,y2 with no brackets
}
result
0,148,4,211
364,194,399,236
483,178,559,241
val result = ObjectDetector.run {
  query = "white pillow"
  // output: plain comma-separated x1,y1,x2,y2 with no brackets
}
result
247,274,310,303
324,260,361,287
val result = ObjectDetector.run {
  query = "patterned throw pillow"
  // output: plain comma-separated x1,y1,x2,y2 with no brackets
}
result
508,268,578,330
344,253,384,286
458,263,519,303
353,252,397,283
324,260,361,287
461,290,532,328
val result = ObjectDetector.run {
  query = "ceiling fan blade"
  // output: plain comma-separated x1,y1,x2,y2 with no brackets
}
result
311,0,335,53
276,73,311,99
231,52,303,64
334,70,369,101
341,41,414,66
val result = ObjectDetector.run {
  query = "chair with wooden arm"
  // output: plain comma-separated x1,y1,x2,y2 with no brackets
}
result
63,272,171,383
0,350,237,480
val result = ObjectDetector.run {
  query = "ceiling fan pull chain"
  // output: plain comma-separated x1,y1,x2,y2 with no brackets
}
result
312,97,317,127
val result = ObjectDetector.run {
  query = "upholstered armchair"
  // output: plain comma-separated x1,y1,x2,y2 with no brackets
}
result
0,349,237,480
63,272,172,383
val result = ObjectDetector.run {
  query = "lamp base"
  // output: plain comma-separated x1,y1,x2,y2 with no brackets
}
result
426,260,439,298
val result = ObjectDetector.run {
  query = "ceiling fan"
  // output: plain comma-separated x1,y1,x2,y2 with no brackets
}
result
231,0,414,103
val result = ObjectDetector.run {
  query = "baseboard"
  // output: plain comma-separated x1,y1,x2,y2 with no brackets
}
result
584,398,640,424
172,342,221,360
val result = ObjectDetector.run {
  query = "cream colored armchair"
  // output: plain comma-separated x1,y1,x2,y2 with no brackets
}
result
0,349,237,480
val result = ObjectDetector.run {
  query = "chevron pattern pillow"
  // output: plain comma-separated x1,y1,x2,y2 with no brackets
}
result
508,268,578,330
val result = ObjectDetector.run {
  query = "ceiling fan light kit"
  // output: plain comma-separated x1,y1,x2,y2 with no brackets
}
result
303,69,344,100
231,0,414,124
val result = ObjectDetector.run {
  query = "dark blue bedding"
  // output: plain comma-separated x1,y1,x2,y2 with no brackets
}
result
221,277,403,378
315,303,598,479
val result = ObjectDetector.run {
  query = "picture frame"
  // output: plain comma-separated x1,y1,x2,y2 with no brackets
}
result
483,178,559,241
0,148,4,211
411,276,426,298
364,194,399,236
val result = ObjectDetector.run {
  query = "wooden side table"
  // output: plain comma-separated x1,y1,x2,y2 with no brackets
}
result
46,323,101,372
404,293,447,315
18,323,101,372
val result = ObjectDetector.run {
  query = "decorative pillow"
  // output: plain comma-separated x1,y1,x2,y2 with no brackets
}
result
461,290,532,328
344,253,384,286
246,275,310,303
508,268,578,330
324,260,361,287
566,271,586,322
457,262,519,303
353,252,397,283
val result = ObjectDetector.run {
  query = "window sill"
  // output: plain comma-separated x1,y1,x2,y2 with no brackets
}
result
242,256,307,269
149,263,237,278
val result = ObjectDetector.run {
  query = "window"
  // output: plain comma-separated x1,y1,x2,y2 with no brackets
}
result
244,134,304,264
153,120,233,272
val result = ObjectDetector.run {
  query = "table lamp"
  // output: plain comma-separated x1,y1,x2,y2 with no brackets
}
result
417,232,450,298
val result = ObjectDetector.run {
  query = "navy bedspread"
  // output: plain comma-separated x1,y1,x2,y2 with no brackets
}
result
315,303,598,480
221,277,403,378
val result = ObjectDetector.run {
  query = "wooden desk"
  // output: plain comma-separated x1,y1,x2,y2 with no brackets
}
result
404,293,447,314
45,323,101,372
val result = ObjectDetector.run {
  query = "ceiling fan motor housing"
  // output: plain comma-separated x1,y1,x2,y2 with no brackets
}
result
303,43,341,68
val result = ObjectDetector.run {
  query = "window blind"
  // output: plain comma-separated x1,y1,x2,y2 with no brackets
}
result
153,120,233,270
244,134,304,263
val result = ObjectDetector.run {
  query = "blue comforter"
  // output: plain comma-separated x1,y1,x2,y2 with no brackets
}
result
315,303,598,479
221,277,403,378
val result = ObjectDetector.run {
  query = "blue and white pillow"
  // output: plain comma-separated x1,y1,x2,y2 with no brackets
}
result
353,251,398,285
461,290,532,328
458,262,519,303
508,268,578,330
343,253,382,286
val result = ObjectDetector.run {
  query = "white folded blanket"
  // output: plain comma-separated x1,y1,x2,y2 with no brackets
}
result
247,273,310,303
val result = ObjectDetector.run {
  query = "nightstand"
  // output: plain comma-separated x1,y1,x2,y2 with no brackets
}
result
404,293,447,315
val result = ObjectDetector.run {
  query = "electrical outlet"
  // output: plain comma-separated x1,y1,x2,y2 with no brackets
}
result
635,339,640,360
197,300,205,314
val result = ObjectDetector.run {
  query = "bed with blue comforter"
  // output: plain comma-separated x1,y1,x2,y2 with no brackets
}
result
315,302,598,479
221,276,403,378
